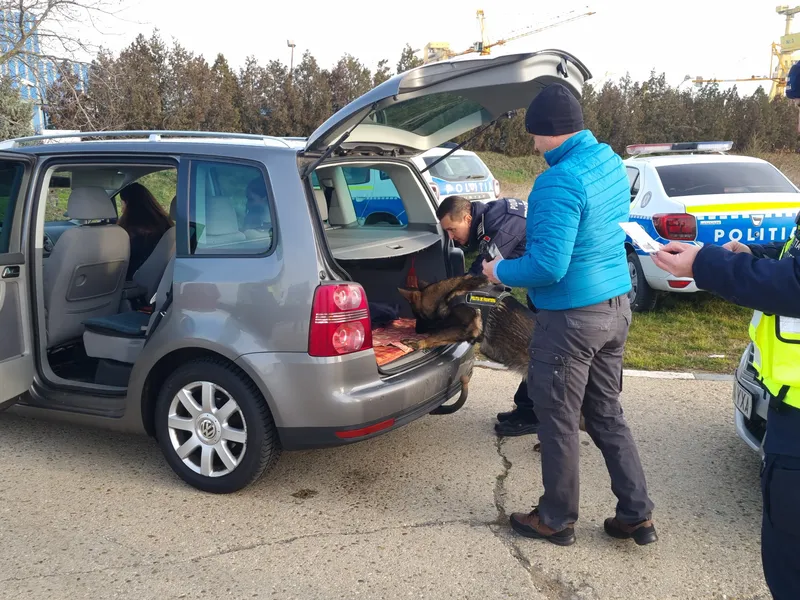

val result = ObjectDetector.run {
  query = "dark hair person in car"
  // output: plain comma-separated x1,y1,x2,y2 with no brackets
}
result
118,182,173,279
243,177,270,231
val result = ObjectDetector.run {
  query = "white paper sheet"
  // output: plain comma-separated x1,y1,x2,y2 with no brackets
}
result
618,222,663,254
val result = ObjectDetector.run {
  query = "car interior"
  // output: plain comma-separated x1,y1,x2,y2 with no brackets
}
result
37,161,275,390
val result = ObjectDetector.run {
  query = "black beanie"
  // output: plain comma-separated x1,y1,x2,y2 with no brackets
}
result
524,83,584,136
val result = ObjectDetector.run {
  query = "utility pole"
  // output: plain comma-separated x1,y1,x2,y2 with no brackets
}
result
287,40,296,76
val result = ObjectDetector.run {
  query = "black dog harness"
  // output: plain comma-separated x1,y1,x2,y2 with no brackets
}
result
448,284,513,322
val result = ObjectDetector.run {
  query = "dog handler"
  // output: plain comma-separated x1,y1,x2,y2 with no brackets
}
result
482,83,657,546
651,61,800,600
437,195,540,437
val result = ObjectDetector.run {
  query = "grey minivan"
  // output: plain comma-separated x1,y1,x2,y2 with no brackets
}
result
0,50,590,493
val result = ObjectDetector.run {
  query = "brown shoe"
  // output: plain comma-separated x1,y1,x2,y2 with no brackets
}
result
509,509,576,546
603,517,658,546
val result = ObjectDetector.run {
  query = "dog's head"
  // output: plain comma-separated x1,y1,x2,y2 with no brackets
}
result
397,280,434,319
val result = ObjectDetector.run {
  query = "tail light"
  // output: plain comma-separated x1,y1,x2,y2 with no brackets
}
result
309,283,373,357
652,213,696,241
430,182,440,201
493,179,501,198
668,280,692,289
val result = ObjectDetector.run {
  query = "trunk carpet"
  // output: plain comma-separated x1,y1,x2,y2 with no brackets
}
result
372,318,428,366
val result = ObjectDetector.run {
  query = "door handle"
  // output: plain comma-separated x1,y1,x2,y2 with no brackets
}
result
2,266,20,279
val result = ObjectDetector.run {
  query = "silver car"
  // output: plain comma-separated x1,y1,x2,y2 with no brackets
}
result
0,50,590,493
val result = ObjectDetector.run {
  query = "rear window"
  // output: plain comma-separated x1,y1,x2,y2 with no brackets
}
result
655,162,798,197
422,154,490,182
370,92,488,137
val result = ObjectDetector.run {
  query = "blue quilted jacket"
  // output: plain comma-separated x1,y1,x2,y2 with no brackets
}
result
495,130,631,310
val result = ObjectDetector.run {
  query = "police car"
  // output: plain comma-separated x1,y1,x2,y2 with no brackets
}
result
412,143,501,205
623,141,800,311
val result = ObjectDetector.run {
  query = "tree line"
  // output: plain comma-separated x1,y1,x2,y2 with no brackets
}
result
34,31,800,156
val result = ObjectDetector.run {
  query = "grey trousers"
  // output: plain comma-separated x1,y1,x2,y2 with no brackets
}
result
528,294,654,531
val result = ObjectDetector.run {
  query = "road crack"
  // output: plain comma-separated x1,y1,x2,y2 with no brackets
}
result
493,436,512,526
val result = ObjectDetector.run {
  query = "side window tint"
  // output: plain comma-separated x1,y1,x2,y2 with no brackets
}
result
626,167,640,200
0,160,26,253
45,171,73,222
189,161,274,255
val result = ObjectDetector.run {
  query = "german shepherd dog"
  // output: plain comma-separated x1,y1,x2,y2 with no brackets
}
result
398,274,586,432
396,274,535,375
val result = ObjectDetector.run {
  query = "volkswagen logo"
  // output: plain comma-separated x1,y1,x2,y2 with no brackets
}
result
751,215,764,227
196,416,220,442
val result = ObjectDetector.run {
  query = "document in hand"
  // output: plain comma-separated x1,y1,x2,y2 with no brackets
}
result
619,222,663,254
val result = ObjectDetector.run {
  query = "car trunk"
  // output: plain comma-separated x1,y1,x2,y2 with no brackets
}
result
311,160,460,370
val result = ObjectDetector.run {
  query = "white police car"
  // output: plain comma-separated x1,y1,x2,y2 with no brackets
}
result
623,141,800,311
412,143,501,205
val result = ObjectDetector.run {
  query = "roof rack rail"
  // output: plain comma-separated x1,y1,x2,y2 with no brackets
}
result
0,130,296,150
625,141,734,156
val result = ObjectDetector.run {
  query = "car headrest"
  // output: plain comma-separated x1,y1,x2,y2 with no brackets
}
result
205,196,240,236
169,195,176,221
67,186,116,221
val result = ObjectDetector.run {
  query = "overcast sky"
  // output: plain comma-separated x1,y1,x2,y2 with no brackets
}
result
89,0,785,95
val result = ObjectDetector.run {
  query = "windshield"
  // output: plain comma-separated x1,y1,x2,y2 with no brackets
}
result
422,154,490,182
655,162,798,197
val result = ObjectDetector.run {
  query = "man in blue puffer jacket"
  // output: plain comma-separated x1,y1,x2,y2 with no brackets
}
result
482,83,657,547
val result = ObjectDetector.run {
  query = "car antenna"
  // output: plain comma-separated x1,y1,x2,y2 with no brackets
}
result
301,102,379,179
420,112,514,175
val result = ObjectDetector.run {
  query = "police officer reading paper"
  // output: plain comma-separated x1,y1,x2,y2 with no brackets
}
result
652,62,800,600
436,195,540,437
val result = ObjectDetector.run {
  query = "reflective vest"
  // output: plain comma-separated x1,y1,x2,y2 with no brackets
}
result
749,227,800,410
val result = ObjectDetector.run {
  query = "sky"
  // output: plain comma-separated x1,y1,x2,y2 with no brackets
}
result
84,0,788,96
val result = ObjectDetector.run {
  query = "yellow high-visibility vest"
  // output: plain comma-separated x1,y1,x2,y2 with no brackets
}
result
749,235,800,409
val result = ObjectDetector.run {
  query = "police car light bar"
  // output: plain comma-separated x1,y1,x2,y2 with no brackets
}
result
625,141,734,156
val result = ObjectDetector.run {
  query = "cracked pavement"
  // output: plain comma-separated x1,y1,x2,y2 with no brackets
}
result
0,369,771,599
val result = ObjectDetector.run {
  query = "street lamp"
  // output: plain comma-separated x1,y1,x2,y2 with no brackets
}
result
287,40,296,74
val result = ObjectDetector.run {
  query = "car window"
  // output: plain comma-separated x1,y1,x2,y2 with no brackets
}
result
0,160,26,253
114,170,177,218
655,162,798,197
422,154,490,181
188,160,274,255
626,167,640,199
341,166,406,227
370,91,486,137
44,171,74,222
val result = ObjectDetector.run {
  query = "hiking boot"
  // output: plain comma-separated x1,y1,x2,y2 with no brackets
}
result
495,412,539,437
496,408,518,422
603,517,658,546
509,509,576,546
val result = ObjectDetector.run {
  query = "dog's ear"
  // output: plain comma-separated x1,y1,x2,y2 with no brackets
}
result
397,287,421,304
417,279,431,291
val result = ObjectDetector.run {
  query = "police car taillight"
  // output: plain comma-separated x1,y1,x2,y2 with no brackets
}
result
652,213,697,241
493,179,501,198
309,284,373,357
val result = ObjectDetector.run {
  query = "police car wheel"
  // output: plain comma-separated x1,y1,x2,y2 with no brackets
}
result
627,251,658,313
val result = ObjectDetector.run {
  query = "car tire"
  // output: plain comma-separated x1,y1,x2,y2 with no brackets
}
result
154,357,281,494
627,250,658,312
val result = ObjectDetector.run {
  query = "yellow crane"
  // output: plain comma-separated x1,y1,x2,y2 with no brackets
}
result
693,5,800,99
421,8,596,64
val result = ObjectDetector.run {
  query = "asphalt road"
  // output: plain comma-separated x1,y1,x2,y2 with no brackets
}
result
0,369,770,600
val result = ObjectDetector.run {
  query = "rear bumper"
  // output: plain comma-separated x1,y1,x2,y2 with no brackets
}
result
639,252,698,292
236,342,475,450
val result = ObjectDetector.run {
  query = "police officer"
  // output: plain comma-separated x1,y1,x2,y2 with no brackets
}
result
436,194,540,437
651,62,800,600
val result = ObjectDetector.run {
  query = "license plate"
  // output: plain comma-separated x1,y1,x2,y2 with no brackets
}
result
734,382,753,419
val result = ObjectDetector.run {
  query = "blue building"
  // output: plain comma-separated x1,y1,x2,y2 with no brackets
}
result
0,10,89,133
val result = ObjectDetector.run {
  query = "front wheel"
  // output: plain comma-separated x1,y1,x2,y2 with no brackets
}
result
154,358,281,493
627,251,658,313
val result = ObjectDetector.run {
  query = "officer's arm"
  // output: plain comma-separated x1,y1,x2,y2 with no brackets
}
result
493,227,526,261
495,175,584,288
467,252,484,276
748,242,784,260
694,245,800,317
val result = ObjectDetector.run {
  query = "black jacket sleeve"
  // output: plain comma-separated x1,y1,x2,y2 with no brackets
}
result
693,244,800,317
748,242,784,260
493,226,526,262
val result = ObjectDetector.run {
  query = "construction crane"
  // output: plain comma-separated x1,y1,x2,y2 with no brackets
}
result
693,5,800,99
421,8,596,64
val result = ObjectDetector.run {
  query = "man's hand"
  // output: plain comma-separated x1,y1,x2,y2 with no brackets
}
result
723,240,752,254
482,256,502,283
651,242,701,278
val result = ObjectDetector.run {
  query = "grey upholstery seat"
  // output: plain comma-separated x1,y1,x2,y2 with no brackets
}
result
43,186,130,348
130,196,176,301
201,195,246,248
83,257,175,368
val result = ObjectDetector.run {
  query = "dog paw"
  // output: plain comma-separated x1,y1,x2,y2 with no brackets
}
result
401,338,425,351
